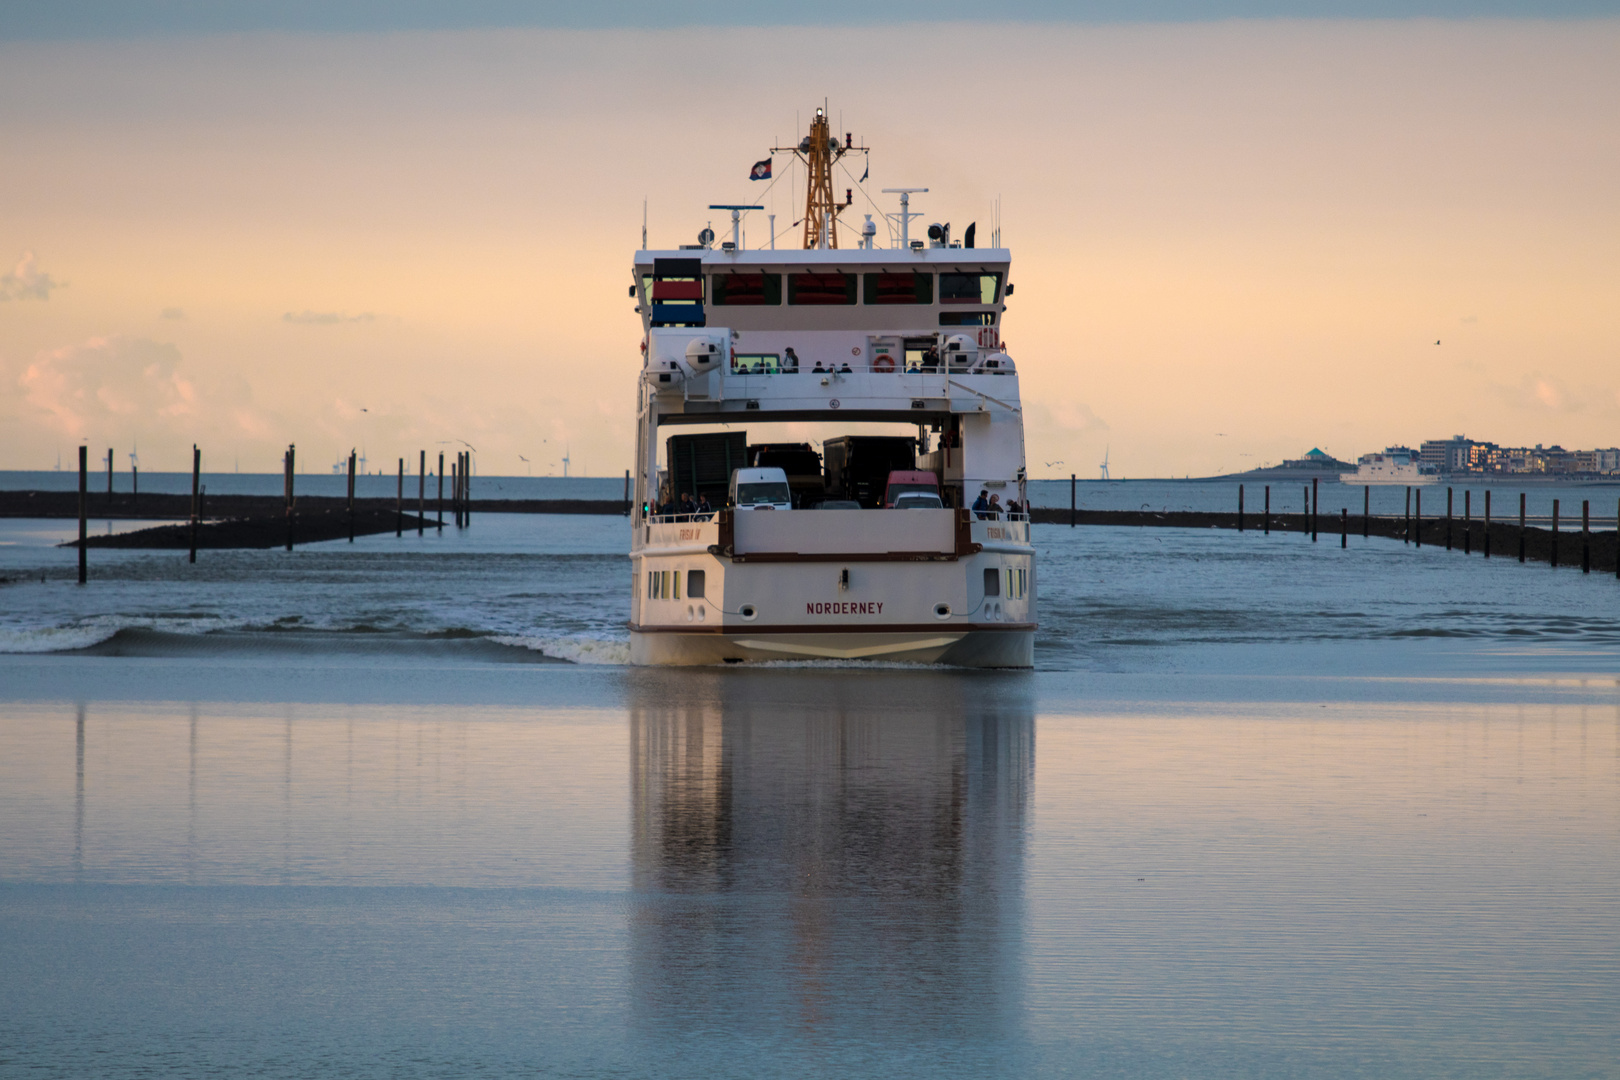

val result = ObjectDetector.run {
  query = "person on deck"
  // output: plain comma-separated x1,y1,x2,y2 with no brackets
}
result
988,494,1003,519
696,493,712,517
678,492,696,517
972,490,991,519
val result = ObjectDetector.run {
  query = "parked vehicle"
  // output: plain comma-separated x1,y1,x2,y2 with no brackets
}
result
729,467,792,511
883,469,941,508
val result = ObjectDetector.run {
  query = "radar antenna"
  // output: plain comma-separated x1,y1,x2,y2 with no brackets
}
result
771,104,867,250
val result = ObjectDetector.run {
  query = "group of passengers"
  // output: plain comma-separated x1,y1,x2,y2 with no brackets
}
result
654,487,1020,519
652,491,713,519
738,343,947,376
972,490,1023,520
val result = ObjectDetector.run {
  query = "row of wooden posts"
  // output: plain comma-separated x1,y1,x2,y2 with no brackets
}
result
73,444,476,583
1230,477,1615,577
1062,472,1617,578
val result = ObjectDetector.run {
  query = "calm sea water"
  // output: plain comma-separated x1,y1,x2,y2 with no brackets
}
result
2,514,1617,1077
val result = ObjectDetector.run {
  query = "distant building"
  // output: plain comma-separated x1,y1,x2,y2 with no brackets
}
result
1280,447,1353,471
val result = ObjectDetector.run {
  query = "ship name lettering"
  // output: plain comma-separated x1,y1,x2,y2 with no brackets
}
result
806,601,884,615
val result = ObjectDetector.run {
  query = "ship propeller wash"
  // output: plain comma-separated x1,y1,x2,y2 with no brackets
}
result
629,107,1035,666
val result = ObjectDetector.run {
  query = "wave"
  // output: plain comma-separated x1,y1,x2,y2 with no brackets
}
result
493,634,630,665
0,617,630,664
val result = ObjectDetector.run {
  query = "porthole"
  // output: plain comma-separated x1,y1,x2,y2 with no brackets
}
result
740,604,758,621
934,603,952,619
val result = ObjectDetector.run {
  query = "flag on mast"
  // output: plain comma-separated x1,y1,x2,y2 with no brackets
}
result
749,159,771,180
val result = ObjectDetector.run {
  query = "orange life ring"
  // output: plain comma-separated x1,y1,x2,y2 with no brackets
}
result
873,354,896,373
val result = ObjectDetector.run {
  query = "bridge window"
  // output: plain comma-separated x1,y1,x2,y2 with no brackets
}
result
687,570,706,599
863,272,932,305
939,271,1001,305
939,311,996,326
732,353,782,374
711,271,781,306
788,272,857,305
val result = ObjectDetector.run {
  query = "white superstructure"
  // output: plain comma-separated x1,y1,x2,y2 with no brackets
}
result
1344,448,1438,485
627,111,1034,667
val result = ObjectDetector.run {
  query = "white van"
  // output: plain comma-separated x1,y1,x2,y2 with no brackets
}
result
729,467,792,511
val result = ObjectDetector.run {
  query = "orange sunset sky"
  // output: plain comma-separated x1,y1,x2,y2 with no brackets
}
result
2,17,1616,478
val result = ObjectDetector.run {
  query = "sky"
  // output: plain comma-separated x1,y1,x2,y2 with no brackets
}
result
1,8,1617,478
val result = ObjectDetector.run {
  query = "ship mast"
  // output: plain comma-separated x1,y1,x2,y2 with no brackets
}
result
773,105,867,250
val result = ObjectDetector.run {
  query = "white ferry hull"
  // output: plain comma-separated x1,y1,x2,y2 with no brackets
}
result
630,625,1034,667
630,512,1036,670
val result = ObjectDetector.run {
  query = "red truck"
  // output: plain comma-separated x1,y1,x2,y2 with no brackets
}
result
883,470,943,509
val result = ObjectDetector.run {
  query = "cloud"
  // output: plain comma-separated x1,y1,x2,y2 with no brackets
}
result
15,335,270,440
160,307,187,320
1035,398,1110,435
283,310,375,325
0,251,59,301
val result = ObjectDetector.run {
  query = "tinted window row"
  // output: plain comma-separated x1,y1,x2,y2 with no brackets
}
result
711,271,1001,307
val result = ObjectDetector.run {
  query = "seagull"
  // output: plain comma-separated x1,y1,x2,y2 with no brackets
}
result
1044,460,1064,467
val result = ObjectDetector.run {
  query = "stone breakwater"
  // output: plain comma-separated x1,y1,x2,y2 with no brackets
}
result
1,491,625,520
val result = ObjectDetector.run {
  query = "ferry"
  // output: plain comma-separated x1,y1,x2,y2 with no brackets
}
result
1343,448,1439,486
628,108,1035,667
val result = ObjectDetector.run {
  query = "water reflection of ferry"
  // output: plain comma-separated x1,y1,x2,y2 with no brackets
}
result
629,106,1035,667
628,671,1032,1040
1343,448,1439,485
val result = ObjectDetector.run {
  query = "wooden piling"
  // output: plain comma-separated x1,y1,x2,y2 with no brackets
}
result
190,444,200,564
132,464,138,507
1464,490,1471,555
347,451,356,543
1340,508,1347,548
1311,477,1318,542
1581,500,1589,573
437,452,444,529
77,445,87,584
1551,499,1559,568
1484,490,1491,558
418,450,425,536
1303,486,1309,538
450,461,458,528
1404,486,1411,544
1070,473,1076,527
1445,487,1453,551
462,452,471,527
284,443,295,553
1264,485,1270,534
1415,488,1422,547
1519,493,1526,563
1363,485,1369,537
1238,484,1244,532
396,457,404,537
106,448,113,503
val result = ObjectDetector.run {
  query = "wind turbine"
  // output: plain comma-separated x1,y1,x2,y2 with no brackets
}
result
561,446,571,479
1099,447,1111,481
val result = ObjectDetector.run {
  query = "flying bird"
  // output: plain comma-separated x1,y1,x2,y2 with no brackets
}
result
1044,460,1064,467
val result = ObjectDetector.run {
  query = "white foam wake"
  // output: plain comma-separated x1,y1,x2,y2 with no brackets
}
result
493,634,631,665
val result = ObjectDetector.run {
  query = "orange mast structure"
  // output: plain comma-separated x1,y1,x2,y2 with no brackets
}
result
773,105,866,250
